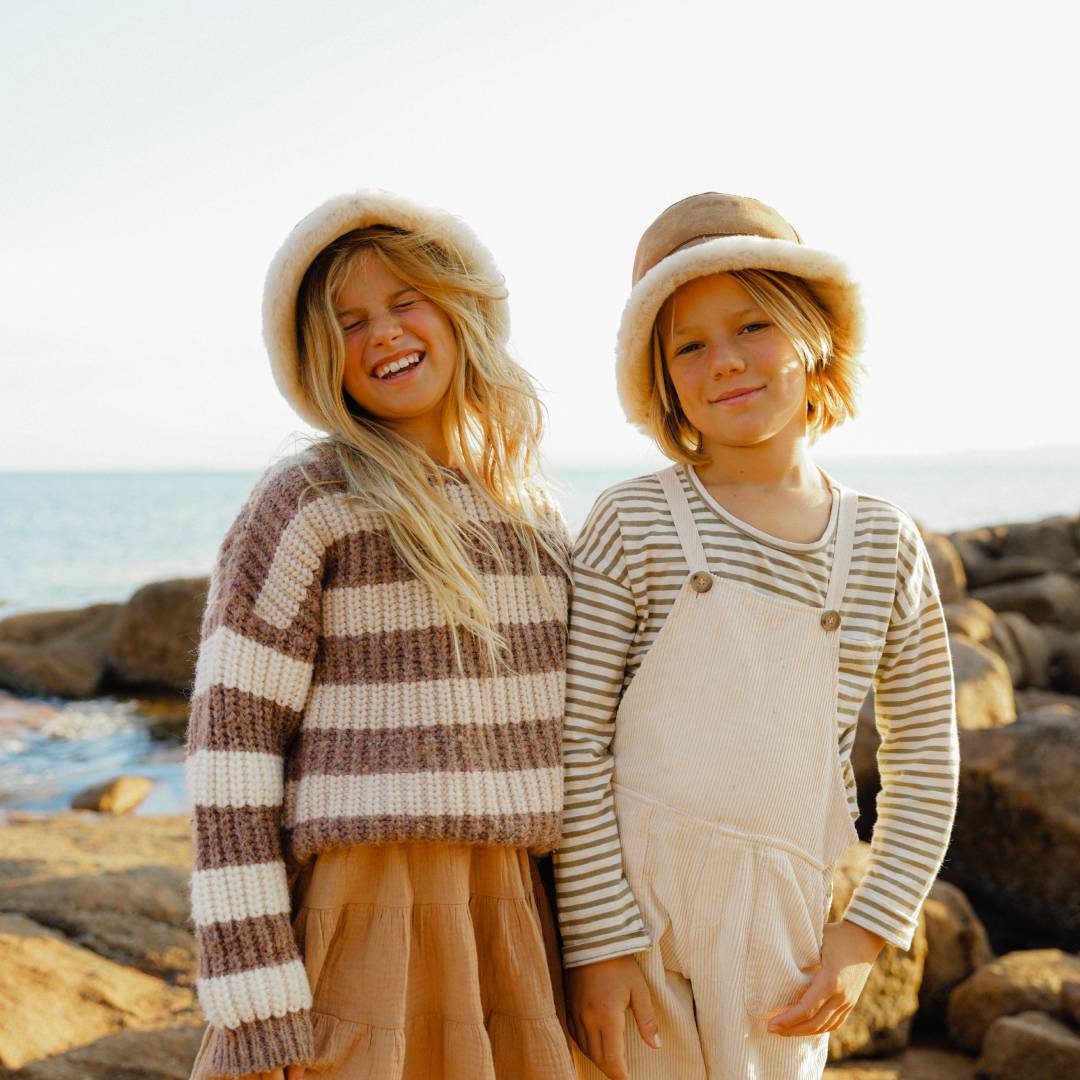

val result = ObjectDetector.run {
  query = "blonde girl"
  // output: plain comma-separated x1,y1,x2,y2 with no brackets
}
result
186,191,576,1080
553,193,959,1079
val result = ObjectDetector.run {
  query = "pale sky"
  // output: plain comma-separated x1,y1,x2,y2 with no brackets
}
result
2,0,1077,471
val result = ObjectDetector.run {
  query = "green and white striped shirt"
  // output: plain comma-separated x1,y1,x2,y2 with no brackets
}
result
554,465,958,964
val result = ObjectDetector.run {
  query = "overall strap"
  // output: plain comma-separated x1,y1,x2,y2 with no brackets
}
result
657,466,709,574
823,485,859,613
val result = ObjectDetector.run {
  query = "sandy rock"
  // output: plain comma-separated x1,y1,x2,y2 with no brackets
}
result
946,709,1080,944
0,912,192,1071
947,949,1080,1051
986,611,1053,689
919,880,995,1023
7,1023,206,1080
70,775,155,814
998,516,1080,568
970,556,1059,588
1063,980,1080,1028
975,1010,1080,1078
944,599,997,644
827,843,927,1061
950,635,1016,729
1053,633,1080,695
0,603,123,697
825,1046,977,1078
925,533,968,603
107,577,208,693
972,572,1080,630
1014,687,1080,715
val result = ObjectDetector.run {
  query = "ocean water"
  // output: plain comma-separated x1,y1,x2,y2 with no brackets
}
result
0,448,1076,814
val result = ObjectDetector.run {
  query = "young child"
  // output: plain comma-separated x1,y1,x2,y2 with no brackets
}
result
554,193,959,1079
186,190,577,1080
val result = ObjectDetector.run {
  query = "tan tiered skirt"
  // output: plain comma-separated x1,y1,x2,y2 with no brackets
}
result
191,843,575,1079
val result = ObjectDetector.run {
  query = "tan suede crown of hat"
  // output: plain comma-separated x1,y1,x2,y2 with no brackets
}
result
262,189,509,431
616,192,863,429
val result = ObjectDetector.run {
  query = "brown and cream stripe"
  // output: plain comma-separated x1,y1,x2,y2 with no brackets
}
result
553,465,958,967
186,451,569,1076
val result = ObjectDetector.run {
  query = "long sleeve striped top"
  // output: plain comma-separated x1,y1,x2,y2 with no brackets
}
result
553,465,958,966
186,447,569,1077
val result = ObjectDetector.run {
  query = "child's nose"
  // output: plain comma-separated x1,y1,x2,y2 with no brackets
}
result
708,342,746,377
369,311,404,347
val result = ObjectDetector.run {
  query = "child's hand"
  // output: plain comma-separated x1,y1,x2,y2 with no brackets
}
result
566,955,661,1079
767,919,885,1037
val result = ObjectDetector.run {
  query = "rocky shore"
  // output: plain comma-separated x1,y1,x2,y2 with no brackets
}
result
2,508,1080,1076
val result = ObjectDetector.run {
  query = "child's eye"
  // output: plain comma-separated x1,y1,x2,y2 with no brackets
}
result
675,342,702,356
394,299,417,311
341,319,367,334
740,322,769,334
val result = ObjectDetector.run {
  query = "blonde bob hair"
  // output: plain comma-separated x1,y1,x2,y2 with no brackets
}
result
645,268,863,464
295,225,567,672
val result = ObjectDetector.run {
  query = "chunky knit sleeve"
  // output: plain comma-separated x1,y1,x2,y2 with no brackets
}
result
842,516,959,950
186,460,327,1076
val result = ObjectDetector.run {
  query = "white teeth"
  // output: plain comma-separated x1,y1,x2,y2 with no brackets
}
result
374,352,422,379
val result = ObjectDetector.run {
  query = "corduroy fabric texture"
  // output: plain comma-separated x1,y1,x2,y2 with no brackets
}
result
185,446,570,1076
190,842,576,1080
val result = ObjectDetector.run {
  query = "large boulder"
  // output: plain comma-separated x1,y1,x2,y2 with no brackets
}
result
950,516,1080,588
0,604,122,697
986,612,1054,689
925,534,967,604
947,949,1080,1052
70,775,155,814
975,1010,1080,1078
107,577,208,693
944,708,1080,945
972,573,1080,631
0,913,193,1071
1052,633,1080,695
824,1046,976,1078
944,599,997,644
950,635,1016,730
828,843,927,1061
919,879,995,1023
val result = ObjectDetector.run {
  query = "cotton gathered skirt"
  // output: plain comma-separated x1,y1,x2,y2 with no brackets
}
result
190,842,576,1079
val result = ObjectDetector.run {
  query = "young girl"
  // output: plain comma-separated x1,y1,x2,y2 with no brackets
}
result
554,193,959,1079
186,190,577,1080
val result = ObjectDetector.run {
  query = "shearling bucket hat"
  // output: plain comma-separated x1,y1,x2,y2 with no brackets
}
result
616,192,863,428
262,189,509,430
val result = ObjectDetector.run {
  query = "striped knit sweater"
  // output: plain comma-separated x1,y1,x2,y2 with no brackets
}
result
186,449,569,1076
554,466,959,966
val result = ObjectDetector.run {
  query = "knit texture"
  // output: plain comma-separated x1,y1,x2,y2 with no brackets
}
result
186,448,569,1076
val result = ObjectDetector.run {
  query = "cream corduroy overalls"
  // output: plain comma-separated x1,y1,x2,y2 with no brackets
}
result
579,467,860,1079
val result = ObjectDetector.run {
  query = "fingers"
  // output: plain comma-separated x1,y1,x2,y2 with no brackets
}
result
767,970,830,1033
629,979,662,1050
597,1012,629,1080
285,1067,306,1080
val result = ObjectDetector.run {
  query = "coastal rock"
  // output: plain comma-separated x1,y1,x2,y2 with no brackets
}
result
70,775,155,814
824,1046,976,1078
107,577,208,693
975,1010,1080,1078
925,533,967,604
919,879,995,1023
827,843,927,1061
1052,633,1080,695
950,635,1016,730
997,516,1080,568
0,603,122,697
972,572,1080,631
0,912,192,1071
944,598,997,644
946,949,1080,1052
986,611,1053,689
945,708,1080,945
1063,980,1080,1028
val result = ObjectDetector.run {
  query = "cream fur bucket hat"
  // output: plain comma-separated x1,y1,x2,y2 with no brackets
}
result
262,189,509,430
615,192,863,428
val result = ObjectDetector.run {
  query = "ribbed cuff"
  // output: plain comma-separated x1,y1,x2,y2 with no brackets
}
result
562,932,653,969
209,1009,314,1077
842,893,919,951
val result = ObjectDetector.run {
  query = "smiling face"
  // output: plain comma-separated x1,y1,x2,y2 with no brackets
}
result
335,252,458,449
659,273,810,454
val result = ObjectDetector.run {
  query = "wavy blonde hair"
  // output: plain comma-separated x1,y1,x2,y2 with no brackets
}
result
295,226,567,672
646,268,863,464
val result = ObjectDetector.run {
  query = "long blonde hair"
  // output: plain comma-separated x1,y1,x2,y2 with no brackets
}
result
646,268,863,464
295,226,567,672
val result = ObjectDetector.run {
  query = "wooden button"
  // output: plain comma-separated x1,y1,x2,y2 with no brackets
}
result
820,609,841,631
690,571,713,594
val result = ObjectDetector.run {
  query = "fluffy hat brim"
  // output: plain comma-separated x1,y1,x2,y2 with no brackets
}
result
262,189,509,431
615,235,863,429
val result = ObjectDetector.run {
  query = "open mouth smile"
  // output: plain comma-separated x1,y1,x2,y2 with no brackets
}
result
372,351,425,381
